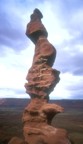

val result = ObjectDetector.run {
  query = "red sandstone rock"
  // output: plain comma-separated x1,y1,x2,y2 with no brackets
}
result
22,98,68,144
24,34,60,99
25,38,60,99
25,9,60,99
26,9,48,44
22,98,63,125
22,8,71,144
24,125,70,144
25,9,60,98
8,137,24,144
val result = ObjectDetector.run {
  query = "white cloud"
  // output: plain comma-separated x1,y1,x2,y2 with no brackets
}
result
50,73,73,99
37,1,73,45
0,88,28,98
0,0,83,99
50,72,83,99
0,43,34,98
71,8,83,31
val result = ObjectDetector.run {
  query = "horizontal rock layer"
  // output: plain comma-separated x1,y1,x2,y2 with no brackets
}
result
25,37,60,99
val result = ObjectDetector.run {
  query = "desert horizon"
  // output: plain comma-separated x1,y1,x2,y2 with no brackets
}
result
0,98,83,144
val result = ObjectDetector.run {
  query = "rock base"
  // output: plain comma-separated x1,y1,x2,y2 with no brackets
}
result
22,98,71,144
8,137,24,144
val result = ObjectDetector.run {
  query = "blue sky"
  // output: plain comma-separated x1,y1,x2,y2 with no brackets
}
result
0,0,83,99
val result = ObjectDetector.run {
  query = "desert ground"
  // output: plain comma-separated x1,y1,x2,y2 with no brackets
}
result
0,98,83,144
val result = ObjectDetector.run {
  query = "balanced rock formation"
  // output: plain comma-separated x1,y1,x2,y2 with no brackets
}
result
24,8,60,100
23,8,71,144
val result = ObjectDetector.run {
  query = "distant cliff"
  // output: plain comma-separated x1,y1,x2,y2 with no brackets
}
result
0,98,83,111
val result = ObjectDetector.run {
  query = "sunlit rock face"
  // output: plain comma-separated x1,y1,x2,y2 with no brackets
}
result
25,8,60,100
23,8,71,144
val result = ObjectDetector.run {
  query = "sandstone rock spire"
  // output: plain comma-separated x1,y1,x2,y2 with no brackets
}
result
23,8,71,144
25,8,60,100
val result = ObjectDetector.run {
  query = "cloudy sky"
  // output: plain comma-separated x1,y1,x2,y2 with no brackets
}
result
0,0,83,99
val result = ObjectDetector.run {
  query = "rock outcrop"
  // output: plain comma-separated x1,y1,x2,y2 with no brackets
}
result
25,9,60,100
22,8,71,144
8,137,24,144
23,98,71,144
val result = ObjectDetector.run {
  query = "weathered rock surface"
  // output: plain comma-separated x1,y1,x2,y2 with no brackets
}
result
24,126,70,144
26,9,48,44
23,98,63,125
25,9,60,100
23,99,70,144
22,8,71,144
8,137,24,144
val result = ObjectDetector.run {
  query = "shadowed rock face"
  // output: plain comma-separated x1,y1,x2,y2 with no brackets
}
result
22,8,71,144
23,98,63,125
8,137,24,144
26,8,48,44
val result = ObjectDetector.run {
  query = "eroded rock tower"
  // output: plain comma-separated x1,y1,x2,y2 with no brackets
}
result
22,9,71,144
